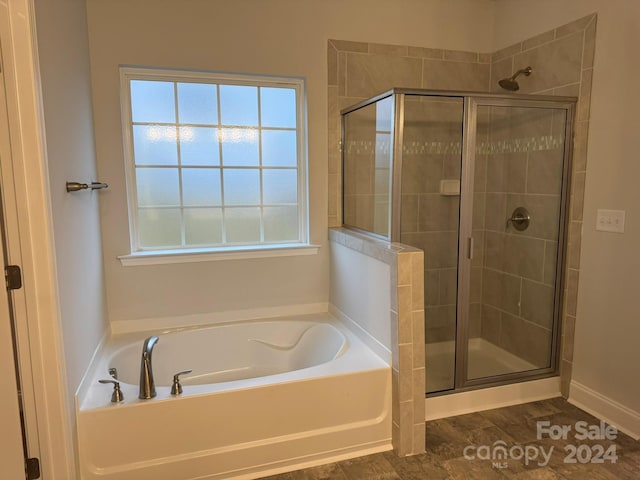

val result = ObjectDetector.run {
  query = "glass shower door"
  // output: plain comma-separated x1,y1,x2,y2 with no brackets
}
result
399,95,464,394
461,99,570,384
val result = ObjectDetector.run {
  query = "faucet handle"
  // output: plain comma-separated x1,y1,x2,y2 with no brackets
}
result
170,370,192,396
108,367,118,380
98,379,124,403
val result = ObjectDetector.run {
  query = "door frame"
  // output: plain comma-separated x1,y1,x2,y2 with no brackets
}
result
0,0,75,478
455,95,576,391
352,89,576,396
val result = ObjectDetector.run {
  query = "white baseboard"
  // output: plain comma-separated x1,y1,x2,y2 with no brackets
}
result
569,380,640,440
425,377,561,420
110,303,329,334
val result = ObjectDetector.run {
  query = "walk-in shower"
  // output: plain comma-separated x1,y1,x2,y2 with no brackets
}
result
341,89,575,395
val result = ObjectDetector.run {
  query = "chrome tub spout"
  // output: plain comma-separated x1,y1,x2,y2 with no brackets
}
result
139,336,159,399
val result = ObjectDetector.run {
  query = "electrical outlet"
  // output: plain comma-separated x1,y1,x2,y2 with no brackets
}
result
596,209,625,233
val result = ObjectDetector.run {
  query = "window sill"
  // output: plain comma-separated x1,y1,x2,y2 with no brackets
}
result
118,244,320,266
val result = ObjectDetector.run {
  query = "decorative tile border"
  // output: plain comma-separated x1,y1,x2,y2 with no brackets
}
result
343,135,565,156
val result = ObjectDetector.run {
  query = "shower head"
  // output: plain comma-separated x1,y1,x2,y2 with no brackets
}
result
498,66,533,91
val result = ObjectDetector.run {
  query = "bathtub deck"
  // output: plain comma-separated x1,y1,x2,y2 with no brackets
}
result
76,313,392,480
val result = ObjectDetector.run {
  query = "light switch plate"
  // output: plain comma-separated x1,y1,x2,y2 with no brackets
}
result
596,209,625,233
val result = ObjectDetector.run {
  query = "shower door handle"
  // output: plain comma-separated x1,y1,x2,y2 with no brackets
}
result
467,237,474,260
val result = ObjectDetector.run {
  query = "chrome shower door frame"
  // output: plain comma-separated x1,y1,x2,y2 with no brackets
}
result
454,95,575,392
340,91,398,240
341,89,576,395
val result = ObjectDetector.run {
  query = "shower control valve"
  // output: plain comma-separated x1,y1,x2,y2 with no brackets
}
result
507,207,531,231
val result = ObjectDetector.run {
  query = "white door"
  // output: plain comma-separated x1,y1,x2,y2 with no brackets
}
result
0,38,28,479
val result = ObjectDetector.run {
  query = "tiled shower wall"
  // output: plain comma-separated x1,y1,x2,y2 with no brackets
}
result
329,41,491,348
399,98,475,344
328,10,595,450
342,99,392,236
328,40,491,228
478,106,566,368
487,13,596,395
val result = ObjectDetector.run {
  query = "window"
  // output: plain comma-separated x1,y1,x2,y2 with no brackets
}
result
119,67,309,260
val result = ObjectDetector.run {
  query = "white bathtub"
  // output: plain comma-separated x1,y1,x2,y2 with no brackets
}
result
76,313,391,480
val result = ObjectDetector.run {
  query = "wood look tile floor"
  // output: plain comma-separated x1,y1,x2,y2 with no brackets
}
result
261,398,640,479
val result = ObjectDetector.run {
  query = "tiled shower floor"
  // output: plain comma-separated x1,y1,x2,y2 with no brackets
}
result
261,397,640,479
427,338,537,392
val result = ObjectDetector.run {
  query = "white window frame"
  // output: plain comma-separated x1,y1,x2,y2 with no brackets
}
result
118,67,316,265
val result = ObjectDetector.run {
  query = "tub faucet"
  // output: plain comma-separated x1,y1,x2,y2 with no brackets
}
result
139,336,159,399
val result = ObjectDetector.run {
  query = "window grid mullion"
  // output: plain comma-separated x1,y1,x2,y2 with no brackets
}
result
257,87,265,244
138,203,297,209
174,81,187,248
135,164,296,170
132,121,295,133
216,84,227,245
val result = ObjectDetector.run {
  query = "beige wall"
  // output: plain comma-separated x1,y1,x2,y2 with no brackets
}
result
33,0,108,404
85,0,495,323
495,0,640,417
